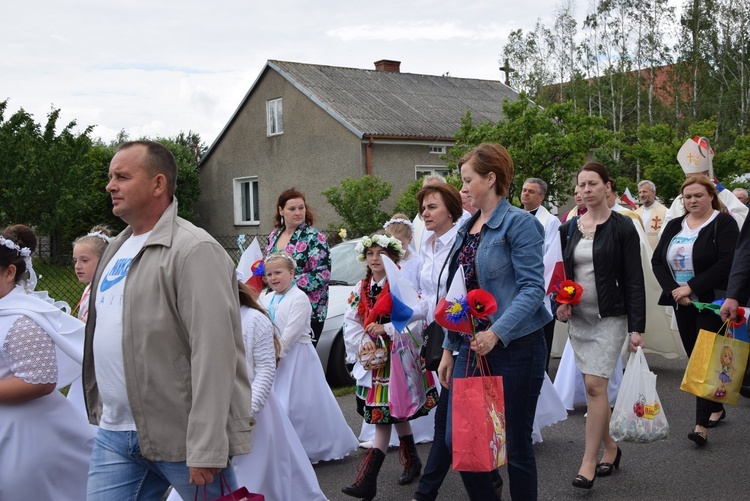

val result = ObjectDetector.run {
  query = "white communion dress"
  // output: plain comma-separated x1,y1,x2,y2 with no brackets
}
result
0,286,95,501
263,285,358,463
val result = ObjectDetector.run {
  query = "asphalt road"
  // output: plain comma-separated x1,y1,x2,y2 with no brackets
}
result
313,353,750,500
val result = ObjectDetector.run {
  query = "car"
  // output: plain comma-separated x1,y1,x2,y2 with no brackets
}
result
315,237,366,387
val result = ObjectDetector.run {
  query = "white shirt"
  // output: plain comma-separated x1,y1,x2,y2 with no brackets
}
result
262,285,313,360
93,232,150,431
417,224,460,323
399,252,423,292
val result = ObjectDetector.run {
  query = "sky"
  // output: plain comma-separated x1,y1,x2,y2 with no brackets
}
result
3,1,681,148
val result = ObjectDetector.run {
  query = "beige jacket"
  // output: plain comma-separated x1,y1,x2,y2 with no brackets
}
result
82,199,254,467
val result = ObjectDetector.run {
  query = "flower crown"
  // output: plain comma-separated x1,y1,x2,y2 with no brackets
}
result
354,234,405,262
0,235,31,257
86,230,111,243
383,218,414,232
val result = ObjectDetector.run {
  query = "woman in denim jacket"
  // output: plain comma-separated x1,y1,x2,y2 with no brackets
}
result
437,143,551,501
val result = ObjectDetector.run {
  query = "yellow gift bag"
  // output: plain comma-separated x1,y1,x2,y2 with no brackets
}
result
680,322,750,406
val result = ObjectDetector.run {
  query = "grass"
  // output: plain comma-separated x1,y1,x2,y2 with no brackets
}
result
33,261,85,310
332,385,356,397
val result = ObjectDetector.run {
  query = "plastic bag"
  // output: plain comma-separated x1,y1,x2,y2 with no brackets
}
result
610,347,669,443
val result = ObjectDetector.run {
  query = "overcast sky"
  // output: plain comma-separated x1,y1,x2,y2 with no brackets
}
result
3,0,681,146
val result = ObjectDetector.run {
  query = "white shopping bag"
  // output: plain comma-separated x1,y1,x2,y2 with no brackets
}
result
609,347,669,443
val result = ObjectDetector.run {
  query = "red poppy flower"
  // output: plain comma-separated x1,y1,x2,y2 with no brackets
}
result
467,289,498,319
553,280,584,305
730,306,747,328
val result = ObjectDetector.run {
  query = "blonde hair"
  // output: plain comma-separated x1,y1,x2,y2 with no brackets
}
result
264,251,296,272
73,225,112,257
383,213,414,239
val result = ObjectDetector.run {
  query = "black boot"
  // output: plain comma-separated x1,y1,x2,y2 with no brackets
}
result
397,434,422,485
342,448,386,500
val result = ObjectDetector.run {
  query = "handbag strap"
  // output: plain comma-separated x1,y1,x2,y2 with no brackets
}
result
193,472,231,501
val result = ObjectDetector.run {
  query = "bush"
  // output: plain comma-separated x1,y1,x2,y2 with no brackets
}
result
322,176,392,238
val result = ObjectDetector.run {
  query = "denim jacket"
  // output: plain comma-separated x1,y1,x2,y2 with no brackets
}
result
443,198,552,350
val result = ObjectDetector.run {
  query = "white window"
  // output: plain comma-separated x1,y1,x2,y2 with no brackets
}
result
429,146,446,154
233,177,260,225
415,165,451,180
267,98,283,136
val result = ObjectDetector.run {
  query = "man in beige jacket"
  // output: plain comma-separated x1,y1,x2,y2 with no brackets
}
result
83,141,253,500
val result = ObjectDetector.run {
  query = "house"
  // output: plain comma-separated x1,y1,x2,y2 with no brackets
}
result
196,59,519,237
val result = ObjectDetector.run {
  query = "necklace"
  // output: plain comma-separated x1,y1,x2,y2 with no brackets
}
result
577,218,596,240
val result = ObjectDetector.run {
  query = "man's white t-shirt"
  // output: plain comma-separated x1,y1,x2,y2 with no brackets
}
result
93,232,150,431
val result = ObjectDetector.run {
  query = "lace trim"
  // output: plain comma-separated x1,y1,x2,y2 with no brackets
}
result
577,218,596,240
3,316,58,384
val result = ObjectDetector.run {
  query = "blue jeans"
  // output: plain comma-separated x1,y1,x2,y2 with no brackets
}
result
413,381,452,501
446,330,546,501
87,428,238,501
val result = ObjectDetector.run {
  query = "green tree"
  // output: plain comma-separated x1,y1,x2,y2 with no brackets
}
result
447,97,612,208
322,176,392,238
393,178,423,220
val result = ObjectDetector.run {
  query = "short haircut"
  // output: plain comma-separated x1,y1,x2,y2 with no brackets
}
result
417,183,463,223
638,180,656,192
733,187,748,198
524,178,548,196
422,173,446,186
117,141,178,198
458,143,514,198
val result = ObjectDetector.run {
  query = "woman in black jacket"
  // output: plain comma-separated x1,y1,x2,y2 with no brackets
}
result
652,176,739,446
557,162,645,490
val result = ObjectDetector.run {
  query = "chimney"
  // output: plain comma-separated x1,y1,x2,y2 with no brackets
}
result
374,59,401,73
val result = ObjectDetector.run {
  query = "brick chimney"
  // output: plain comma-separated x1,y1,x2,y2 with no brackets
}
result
374,59,401,73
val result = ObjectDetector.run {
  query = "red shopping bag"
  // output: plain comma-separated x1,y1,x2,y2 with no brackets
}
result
451,370,506,472
194,473,265,501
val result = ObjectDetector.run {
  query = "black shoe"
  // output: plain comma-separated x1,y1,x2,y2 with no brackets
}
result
342,448,386,501
740,385,750,398
707,409,726,428
493,473,503,500
687,430,708,446
596,446,622,477
572,474,595,489
397,434,422,485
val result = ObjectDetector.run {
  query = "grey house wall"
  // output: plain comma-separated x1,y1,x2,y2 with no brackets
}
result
196,70,365,237
196,69,453,237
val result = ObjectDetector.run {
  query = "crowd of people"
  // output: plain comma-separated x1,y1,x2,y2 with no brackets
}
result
1,137,749,501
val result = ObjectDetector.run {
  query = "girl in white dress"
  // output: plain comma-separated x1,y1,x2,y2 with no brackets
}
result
262,251,358,464
0,225,95,501
67,226,112,418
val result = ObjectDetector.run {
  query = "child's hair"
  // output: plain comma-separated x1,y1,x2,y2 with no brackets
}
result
238,280,282,364
0,224,37,285
383,213,414,240
720,345,734,366
73,225,112,257
263,251,296,272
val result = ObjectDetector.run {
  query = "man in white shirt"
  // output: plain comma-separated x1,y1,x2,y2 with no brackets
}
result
83,141,253,500
521,178,560,370
635,180,667,250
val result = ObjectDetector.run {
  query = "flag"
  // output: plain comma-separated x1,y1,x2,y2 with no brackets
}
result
544,233,566,295
434,266,474,335
381,254,418,333
236,237,264,294
621,187,638,210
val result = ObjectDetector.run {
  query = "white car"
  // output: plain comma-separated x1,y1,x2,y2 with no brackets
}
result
315,238,366,387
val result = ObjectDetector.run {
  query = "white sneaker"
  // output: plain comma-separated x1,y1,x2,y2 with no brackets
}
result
359,440,374,449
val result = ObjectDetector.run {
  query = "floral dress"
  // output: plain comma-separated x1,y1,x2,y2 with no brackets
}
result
344,278,438,425
266,223,331,324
